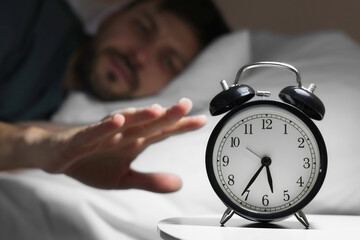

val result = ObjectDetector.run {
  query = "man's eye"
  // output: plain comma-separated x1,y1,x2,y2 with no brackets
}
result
135,20,150,37
163,57,174,69
162,56,181,74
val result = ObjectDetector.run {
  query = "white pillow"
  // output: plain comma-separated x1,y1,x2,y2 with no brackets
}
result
52,30,251,124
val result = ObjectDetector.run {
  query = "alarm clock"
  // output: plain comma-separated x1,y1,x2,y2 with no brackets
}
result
205,62,327,228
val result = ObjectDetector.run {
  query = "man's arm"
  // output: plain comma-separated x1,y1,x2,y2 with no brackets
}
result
0,122,32,170
0,98,206,192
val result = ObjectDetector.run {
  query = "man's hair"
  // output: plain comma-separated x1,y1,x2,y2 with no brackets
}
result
128,0,230,48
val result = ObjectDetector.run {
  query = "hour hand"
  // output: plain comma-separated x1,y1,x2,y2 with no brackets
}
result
262,156,274,193
265,165,274,193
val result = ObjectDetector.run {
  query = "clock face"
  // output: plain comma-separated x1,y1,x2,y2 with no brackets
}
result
206,100,327,221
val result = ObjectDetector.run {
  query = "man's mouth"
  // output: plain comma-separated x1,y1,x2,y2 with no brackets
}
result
102,48,139,93
108,55,131,85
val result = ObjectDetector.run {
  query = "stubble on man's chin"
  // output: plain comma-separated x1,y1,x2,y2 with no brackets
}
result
73,42,139,101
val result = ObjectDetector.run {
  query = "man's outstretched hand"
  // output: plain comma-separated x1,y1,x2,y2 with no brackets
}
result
16,98,206,192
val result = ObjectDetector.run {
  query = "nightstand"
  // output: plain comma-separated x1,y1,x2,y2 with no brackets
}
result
158,214,360,239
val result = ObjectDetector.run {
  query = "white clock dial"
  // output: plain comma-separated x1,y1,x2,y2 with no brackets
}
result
206,101,327,221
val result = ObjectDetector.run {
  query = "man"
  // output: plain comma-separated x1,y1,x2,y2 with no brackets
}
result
0,0,229,192
0,0,229,121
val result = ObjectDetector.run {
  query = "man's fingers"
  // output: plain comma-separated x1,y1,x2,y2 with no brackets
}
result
123,170,182,193
72,104,163,149
164,98,193,121
109,104,164,129
141,115,207,147
121,98,193,139
63,98,197,167
68,114,125,152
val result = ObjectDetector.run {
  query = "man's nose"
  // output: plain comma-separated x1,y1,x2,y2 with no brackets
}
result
129,44,154,68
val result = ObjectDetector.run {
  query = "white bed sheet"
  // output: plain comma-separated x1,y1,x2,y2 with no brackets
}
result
1,30,360,240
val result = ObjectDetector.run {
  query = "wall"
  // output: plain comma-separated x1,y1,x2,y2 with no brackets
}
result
214,0,360,43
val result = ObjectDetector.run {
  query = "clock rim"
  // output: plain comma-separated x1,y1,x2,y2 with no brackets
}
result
205,100,327,222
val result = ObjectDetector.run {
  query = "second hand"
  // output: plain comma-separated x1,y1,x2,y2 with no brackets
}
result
246,146,262,159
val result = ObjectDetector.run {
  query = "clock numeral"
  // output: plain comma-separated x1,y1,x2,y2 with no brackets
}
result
262,119,273,130
222,155,230,167
230,137,240,147
284,124,288,134
303,157,310,169
297,176,305,187
228,174,235,186
283,190,290,201
242,190,250,201
244,124,253,134
262,194,269,206
298,137,305,148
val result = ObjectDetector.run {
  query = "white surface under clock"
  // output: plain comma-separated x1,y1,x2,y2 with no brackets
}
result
157,214,359,240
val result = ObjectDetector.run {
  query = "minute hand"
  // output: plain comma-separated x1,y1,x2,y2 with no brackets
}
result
241,164,264,196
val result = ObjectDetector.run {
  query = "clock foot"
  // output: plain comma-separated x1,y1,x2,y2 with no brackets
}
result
294,210,310,229
220,207,234,226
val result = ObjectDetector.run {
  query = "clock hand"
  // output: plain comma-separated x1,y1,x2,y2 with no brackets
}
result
245,147,262,159
241,156,274,196
241,164,264,196
265,165,274,193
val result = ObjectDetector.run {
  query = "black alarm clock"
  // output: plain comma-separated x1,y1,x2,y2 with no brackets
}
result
206,62,327,228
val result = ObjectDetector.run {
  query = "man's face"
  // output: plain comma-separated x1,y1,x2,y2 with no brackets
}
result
87,0,201,100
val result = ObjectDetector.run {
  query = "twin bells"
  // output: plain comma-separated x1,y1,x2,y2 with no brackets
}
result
209,61,325,120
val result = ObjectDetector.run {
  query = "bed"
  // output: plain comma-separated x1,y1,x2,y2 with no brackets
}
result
1,3,360,238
